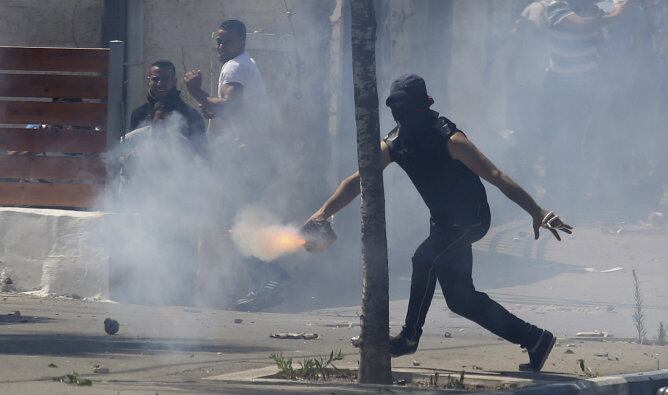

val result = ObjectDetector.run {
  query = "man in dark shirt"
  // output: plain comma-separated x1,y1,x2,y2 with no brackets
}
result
303,75,572,372
130,60,206,153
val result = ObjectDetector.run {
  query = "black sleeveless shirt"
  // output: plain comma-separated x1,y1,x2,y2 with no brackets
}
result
383,114,490,227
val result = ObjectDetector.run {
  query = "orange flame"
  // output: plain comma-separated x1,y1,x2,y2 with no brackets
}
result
268,229,306,251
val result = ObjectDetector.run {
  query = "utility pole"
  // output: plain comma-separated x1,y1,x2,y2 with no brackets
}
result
350,0,392,385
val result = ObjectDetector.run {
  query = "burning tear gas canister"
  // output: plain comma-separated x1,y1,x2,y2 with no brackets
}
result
300,218,337,252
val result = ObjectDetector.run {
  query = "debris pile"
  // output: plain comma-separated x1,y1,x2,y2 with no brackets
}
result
270,332,319,340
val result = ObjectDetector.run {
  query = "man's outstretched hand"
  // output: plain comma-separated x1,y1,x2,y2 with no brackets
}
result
533,209,573,241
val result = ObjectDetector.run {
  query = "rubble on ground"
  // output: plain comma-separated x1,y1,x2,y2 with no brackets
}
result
104,318,119,335
270,332,319,340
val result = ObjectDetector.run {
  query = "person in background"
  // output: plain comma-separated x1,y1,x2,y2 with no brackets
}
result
130,60,206,154
540,0,635,216
185,19,285,312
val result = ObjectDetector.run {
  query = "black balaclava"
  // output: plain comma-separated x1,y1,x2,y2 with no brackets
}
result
386,74,437,142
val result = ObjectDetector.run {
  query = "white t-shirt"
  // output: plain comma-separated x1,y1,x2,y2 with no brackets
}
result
216,51,271,146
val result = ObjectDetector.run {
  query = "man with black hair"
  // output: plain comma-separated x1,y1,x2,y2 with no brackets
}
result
184,19,270,141
303,74,572,372
185,20,282,312
130,60,205,153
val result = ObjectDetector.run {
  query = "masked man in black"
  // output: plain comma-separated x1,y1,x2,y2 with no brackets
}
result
303,75,572,372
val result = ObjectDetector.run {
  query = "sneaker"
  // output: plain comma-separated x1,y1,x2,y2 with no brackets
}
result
519,329,556,372
389,333,419,357
235,281,284,311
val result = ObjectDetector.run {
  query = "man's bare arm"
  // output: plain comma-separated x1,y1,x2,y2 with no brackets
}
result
447,131,571,240
308,141,392,222
184,69,243,118
556,0,634,31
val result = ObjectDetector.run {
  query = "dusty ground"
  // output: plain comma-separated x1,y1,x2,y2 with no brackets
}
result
0,221,667,394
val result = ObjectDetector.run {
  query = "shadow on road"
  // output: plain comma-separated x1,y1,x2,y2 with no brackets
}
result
0,315,54,325
274,249,582,313
0,334,278,357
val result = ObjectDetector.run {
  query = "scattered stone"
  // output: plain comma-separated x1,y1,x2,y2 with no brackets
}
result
565,349,575,354
575,331,611,338
647,211,665,226
606,305,616,313
65,293,82,300
216,352,222,355
350,335,361,348
270,332,319,340
233,318,243,324
600,267,623,273
594,352,609,358
396,379,406,385
48,363,58,368
567,344,576,348
103,318,119,335
412,360,420,367
0,269,16,292
444,331,452,338
92,365,109,374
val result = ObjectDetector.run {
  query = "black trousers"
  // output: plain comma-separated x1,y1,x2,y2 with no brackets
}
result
401,215,541,348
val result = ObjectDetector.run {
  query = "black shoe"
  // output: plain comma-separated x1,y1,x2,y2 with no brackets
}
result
235,280,284,312
389,334,419,357
519,330,556,372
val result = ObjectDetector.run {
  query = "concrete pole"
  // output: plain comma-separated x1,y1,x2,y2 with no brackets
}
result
125,0,144,132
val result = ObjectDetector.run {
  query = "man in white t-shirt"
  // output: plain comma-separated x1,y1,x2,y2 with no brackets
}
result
185,20,285,311
185,19,271,147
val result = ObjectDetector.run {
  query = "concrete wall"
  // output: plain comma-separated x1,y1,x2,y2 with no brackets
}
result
0,0,102,47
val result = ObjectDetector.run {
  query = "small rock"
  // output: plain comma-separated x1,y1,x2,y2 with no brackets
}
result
565,349,575,354
606,305,616,313
216,352,222,355
234,318,243,324
93,365,109,374
396,379,406,385
412,360,420,367
567,344,576,348
444,331,452,338
104,318,119,335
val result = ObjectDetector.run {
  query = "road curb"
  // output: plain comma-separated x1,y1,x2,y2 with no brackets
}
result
477,369,668,395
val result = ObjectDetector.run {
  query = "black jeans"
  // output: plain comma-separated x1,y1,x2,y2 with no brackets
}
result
401,215,541,348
